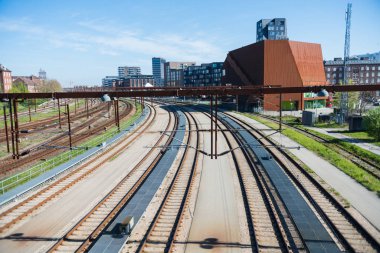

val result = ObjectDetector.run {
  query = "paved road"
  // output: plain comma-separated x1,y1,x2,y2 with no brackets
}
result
184,112,243,253
0,106,171,253
231,112,380,230
306,127,380,156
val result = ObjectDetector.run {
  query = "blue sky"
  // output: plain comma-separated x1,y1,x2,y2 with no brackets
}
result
0,0,379,87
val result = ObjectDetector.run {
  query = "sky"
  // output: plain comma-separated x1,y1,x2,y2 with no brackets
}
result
0,0,379,87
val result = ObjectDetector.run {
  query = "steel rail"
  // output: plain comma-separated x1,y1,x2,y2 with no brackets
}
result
225,112,380,252
0,99,96,136
47,105,177,253
250,113,380,179
136,107,199,253
201,110,291,253
0,101,131,173
0,103,152,234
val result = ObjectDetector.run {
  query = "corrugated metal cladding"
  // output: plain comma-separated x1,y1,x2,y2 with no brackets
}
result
222,40,327,111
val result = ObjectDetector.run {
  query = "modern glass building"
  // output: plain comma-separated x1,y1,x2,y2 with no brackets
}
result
152,57,166,86
184,62,223,87
118,66,141,78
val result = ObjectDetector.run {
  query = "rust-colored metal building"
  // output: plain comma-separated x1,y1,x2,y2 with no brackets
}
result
222,40,328,111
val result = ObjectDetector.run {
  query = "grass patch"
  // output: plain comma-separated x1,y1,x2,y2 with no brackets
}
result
337,131,380,147
0,102,142,194
297,126,380,166
314,122,348,128
241,113,380,196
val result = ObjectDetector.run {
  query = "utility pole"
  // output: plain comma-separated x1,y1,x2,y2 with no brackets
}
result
3,105,10,153
28,99,32,122
13,100,20,159
279,93,283,132
340,3,352,124
57,98,62,129
66,104,72,150
8,100,15,159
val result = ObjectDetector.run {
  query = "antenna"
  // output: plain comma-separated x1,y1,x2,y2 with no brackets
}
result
339,3,352,124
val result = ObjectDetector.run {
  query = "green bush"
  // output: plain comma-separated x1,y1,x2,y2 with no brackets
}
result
363,107,380,141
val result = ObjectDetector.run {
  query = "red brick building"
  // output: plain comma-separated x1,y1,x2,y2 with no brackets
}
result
222,40,328,111
0,64,12,93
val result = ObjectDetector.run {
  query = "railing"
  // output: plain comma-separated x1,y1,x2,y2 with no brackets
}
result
0,103,144,195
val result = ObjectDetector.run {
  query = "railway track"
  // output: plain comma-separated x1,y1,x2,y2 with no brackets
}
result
136,109,199,253
0,99,90,138
222,112,380,252
0,104,154,235
252,113,380,179
47,105,178,253
0,101,131,174
193,110,291,253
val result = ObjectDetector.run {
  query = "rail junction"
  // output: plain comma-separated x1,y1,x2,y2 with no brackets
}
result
0,84,379,252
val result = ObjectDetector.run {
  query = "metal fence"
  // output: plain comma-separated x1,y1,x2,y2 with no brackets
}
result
0,104,146,195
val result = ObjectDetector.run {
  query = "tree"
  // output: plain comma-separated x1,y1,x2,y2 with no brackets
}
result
38,79,63,92
357,91,373,115
9,81,29,93
332,79,371,116
364,107,380,141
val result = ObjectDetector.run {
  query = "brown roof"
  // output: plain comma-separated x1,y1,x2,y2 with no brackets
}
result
13,76,42,87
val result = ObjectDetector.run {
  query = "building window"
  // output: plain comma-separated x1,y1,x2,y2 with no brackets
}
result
327,67,331,71
326,73,330,78
339,73,342,78
366,73,369,77
372,66,375,71
360,73,364,77
333,67,336,71
361,67,364,70
372,72,375,77
366,66,369,71
377,78,380,83
366,79,369,83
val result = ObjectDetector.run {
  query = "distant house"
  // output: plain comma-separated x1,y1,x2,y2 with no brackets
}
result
12,75,43,93
0,64,12,93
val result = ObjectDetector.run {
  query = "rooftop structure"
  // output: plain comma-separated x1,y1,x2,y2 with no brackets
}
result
38,69,47,80
256,18,287,42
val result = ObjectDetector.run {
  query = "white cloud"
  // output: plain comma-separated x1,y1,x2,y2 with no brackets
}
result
0,18,225,63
